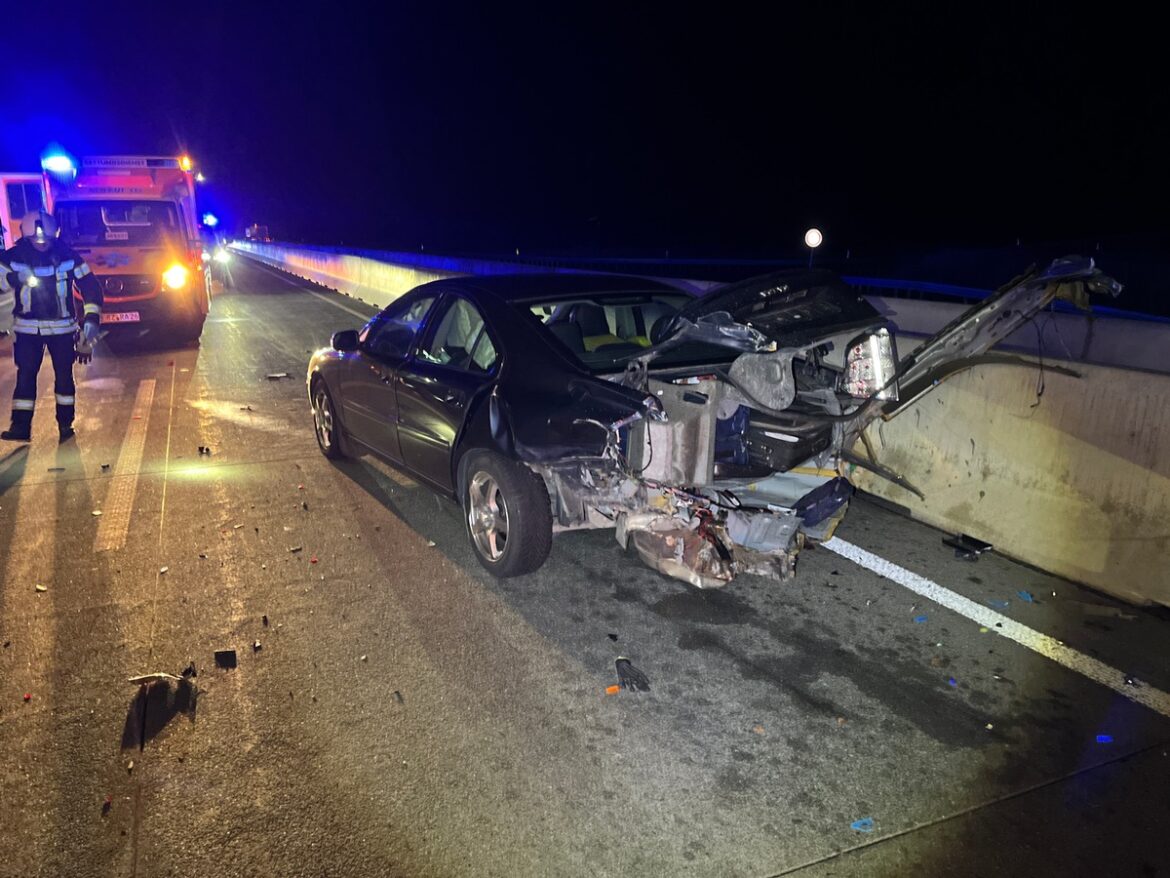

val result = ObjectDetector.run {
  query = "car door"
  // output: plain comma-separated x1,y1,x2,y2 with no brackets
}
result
338,294,437,461
396,295,501,491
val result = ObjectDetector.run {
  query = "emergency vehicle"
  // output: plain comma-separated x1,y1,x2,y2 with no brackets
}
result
1,172,46,249
43,155,211,341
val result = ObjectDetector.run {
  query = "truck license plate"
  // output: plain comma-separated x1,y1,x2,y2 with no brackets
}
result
101,311,140,323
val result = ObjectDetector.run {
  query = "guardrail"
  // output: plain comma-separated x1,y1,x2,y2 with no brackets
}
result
230,240,1170,607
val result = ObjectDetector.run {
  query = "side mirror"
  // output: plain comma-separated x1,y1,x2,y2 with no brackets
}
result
331,330,360,352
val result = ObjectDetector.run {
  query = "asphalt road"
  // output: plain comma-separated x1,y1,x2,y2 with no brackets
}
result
1,257,1168,878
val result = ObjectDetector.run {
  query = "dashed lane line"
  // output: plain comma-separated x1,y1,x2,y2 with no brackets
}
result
94,379,155,553
822,537,1170,718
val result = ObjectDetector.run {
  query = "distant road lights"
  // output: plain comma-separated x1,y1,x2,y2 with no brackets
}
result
804,227,823,267
202,213,219,228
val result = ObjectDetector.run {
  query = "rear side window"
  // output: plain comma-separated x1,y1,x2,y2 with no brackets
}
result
419,297,498,373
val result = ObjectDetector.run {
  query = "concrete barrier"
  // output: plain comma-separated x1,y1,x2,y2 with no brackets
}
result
851,359,1170,608
231,240,1170,606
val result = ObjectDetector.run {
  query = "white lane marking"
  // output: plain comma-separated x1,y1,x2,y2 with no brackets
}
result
822,537,1170,718
94,379,155,552
247,258,373,320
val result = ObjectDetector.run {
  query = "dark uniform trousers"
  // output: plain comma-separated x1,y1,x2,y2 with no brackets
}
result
10,332,77,431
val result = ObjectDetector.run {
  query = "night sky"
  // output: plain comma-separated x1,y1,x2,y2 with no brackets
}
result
2,3,1166,265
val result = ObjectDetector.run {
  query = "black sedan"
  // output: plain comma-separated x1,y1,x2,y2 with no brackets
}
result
307,261,1118,587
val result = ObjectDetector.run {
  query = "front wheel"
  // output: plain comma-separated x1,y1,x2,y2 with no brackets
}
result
311,381,348,460
462,451,552,577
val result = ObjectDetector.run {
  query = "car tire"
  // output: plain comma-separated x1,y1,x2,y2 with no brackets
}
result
311,380,349,460
462,451,553,578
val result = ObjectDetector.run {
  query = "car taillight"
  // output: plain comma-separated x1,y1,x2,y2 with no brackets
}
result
844,328,898,401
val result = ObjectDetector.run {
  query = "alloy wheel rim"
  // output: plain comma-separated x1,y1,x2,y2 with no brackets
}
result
314,390,333,450
468,471,509,561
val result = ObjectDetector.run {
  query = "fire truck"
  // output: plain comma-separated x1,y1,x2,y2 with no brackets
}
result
43,155,211,342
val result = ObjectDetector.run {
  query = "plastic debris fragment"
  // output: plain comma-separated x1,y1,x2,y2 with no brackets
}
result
23,693,31,702
1096,734,1113,744
987,599,1009,610
605,685,620,695
913,615,928,624
615,657,650,692
310,555,318,564
1017,590,1034,603
252,640,262,651
34,584,46,593
159,566,168,574
92,510,102,517
266,372,290,380
851,818,875,833
947,677,958,687
127,672,182,686
943,533,992,560
289,546,303,553
214,649,238,669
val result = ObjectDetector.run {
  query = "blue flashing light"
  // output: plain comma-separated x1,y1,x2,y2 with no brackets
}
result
41,154,75,174
202,213,219,228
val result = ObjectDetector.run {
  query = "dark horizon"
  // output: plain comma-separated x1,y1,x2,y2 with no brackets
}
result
3,4,1166,266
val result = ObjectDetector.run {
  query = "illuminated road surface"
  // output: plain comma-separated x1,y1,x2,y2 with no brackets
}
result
1,258,1168,877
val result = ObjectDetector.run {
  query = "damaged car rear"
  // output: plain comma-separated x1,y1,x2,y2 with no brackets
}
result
307,258,1119,588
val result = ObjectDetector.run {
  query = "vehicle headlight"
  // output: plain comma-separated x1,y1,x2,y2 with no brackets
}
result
844,327,898,401
213,248,231,264
162,264,190,290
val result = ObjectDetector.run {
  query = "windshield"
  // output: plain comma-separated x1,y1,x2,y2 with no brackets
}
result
56,201,183,247
518,293,740,372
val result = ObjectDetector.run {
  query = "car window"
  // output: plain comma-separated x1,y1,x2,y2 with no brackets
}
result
361,295,436,361
419,297,498,373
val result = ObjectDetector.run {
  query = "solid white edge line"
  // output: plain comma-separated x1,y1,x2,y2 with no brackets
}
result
822,537,1170,718
244,256,374,320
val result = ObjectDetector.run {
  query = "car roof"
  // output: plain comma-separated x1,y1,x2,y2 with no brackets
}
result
430,272,686,303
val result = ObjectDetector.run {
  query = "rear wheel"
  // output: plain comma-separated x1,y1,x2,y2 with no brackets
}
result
311,380,348,459
462,451,552,577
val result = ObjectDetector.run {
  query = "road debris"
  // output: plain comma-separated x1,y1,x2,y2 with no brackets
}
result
289,546,303,553
252,640,262,652
126,760,134,774
48,466,64,473
751,724,765,735
615,657,650,692
22,693,31,703
214,649,238,669
986,723,994,730
394,691,404,704
101,464,110,472
310,555,318,564
1097,734,1113,744
266,372,291,380
947,677,958,687
913,615,928,624
360,654,368,662
127,672,183,686
301,501,309,511
836,717,847,727
425,540,436,548
92,510,102,517
240,405,254,412
605,685,621,695
197,446,211,456
987,599,1010,610
262,615,269,627
1017,590,1034,603
34,584,46,593
102,795,112,816
851,818,875,833
943,533,993,561
159,567,169,575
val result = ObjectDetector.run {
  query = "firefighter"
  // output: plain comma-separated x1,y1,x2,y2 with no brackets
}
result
0,209,103,442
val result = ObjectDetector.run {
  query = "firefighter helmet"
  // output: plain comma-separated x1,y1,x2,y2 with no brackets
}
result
20,210,58,243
